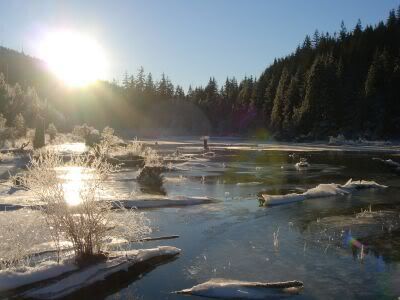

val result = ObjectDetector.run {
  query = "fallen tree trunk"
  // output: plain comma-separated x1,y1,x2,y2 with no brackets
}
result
176,279,304,299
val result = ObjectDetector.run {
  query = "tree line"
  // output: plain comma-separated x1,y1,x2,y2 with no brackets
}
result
0,7,399,139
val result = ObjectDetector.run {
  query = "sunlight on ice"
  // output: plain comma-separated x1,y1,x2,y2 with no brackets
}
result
47,143,87,154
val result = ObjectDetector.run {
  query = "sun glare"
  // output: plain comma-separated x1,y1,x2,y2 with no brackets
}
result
40,30,107,87
57,166,95,206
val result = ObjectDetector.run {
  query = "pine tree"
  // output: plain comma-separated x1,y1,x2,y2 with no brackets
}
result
144,73,155,98
313,30,320,47
282,72,302,135
387,9,397,28
270,68,290,132
33,116,45,149
297,55,339,136
354,19,362,35
303,35,312,49
122,71,130,89
174,85,185,99
135,66,145,93
340,21,347,40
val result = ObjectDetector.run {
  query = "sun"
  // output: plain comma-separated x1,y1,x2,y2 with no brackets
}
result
40,30,107,87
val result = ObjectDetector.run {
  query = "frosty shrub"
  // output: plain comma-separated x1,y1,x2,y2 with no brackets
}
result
47,123,58,141
16,148,151,265
72,123,99,146
99,126,120,152
0,210,50,269
72,123,94,138
126,138,144,157
142,147,162,167
101,126,115,140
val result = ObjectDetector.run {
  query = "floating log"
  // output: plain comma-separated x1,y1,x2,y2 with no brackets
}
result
176,279,304,299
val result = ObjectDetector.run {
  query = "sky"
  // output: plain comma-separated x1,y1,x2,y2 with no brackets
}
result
0,0,399,89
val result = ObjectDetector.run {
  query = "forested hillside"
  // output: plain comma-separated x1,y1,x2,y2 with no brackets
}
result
187,7,400,139
0,7,399,139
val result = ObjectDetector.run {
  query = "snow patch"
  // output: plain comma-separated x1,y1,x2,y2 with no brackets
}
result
0,260,77,292
2,246,180,298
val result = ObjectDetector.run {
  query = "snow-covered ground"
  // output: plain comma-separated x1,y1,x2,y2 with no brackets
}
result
1,246,180,298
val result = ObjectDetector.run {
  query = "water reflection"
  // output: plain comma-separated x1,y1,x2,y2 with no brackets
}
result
55,166,94,206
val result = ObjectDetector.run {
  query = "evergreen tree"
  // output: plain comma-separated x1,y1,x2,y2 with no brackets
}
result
144,73,155,98
174,85,185,99
135,66,145,93
33,116,45,149
340,21,347,40
282,72,302,135
270,68,290,132
122,71,130,89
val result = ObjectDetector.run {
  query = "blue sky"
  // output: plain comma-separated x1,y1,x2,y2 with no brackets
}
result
0,0,399,89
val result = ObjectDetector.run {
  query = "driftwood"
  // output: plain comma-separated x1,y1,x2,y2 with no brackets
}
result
0,141,31,155
176,279,304,298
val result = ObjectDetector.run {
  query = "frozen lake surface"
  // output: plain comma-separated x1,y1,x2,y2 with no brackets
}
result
1,138,400,299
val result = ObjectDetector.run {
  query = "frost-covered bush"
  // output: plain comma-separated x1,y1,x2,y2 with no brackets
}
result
72,123,94,139
126,138,144,157
72,124,119,148
47,123,58,141
142,147,162,167
100,126,121,149
16,149,151,265
111,138,145,163
0,210,50,269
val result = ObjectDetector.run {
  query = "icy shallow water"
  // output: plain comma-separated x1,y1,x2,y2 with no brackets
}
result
1,139,400,299
110,141,400,300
